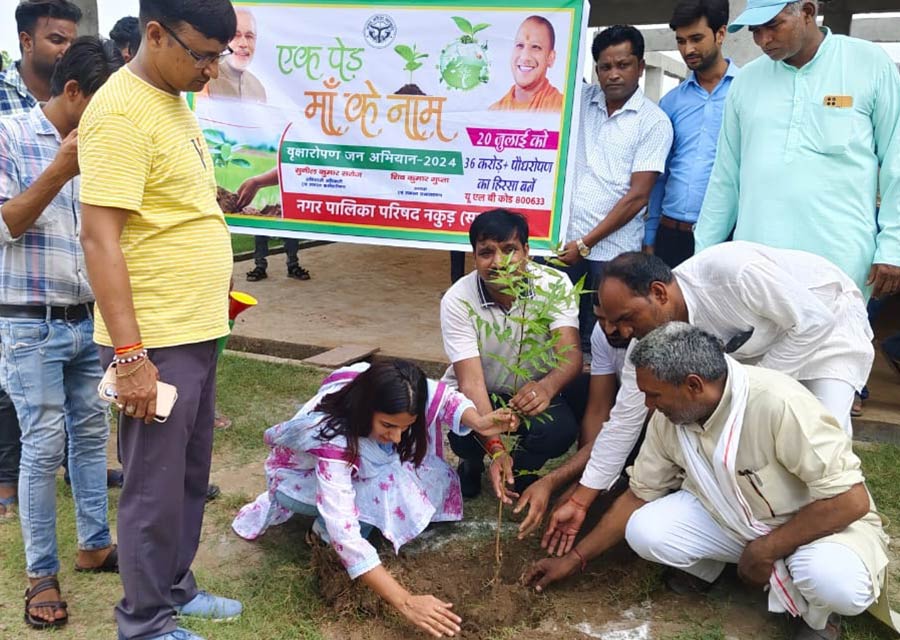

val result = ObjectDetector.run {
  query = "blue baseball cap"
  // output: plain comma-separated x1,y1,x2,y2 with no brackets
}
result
727,0,789,33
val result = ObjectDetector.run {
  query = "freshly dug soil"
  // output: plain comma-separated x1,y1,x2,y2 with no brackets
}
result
313,531,625,639
314,522,784,640
217,186,282,217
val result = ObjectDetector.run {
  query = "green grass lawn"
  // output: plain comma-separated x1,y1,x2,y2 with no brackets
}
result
231,234,286,256
1,354,898,639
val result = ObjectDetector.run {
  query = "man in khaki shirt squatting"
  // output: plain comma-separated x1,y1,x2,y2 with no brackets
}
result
526,323,890,640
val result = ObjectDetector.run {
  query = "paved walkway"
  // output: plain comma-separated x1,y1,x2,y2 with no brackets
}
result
230,242,460,363
230,243,900,436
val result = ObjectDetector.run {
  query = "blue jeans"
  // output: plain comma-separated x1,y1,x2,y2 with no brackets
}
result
254,236,300,271
0,315,110,577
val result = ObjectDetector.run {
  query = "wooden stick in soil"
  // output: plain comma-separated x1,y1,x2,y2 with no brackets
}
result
492,462,505,588
491,291,529,588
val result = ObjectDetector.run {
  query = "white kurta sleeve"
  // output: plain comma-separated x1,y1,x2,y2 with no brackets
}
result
315,458,381,579
737,261,836,379
580,347,649,491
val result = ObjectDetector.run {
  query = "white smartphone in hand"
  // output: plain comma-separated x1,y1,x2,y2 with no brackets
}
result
97,364,178,422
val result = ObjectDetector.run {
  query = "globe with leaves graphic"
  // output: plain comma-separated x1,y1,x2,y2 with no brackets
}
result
439,16,491,91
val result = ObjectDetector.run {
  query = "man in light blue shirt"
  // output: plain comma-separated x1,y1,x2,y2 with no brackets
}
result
695,0,900,299
645,0,738,267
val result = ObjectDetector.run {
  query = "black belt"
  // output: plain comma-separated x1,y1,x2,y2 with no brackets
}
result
659,215,695,233
0,303,93,322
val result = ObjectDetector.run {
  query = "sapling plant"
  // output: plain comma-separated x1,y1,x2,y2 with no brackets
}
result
203,129,252,169
464,253,584,586
451,16,490,45
394,44,429,87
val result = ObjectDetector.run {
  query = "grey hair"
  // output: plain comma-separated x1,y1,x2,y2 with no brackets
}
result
784,1,816,16
629,322,727,385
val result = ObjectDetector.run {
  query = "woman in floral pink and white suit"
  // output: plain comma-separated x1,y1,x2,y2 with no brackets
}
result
233,358,514,637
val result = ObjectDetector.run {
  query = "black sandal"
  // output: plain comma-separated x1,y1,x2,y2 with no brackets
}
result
246,267,268,282
287,265,311,280
24,576,68,629
74,544,118,573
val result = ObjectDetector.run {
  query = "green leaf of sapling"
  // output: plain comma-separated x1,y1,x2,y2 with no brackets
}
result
407,62,423,72
394,44,415,61
472,23,490,33
451,16,474,34
203,128,226,143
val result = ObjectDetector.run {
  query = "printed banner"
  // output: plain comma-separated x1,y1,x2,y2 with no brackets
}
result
192,0,588,252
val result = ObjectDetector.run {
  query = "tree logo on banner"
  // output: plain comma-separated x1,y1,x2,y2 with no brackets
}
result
364,14,398,48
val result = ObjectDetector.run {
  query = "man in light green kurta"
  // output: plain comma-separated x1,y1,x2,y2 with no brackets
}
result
694,0,900,299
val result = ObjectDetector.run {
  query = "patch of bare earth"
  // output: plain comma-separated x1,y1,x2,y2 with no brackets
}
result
194,459,268,576
316,524,782,640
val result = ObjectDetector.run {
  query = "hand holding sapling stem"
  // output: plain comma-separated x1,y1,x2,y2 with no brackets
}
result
509,380,551,417
467,407,519,437
489,451,518,505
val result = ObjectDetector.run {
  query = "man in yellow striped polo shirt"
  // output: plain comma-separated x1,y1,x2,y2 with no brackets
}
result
79,2,241,639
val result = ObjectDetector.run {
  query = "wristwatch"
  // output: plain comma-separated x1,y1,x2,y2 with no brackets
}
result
576,238,590,258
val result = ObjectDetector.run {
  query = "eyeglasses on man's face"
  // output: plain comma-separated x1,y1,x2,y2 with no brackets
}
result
160,22,233,68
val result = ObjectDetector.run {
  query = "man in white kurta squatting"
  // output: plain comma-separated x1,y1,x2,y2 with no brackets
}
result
539,242,874,559
512,291,632,538
527,323,889,640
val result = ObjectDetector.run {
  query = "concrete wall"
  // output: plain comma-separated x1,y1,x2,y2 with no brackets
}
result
71,0,99,37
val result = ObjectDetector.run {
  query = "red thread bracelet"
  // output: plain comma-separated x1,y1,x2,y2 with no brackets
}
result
115,341,144,356
571,547,587,572
569,495,589,511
